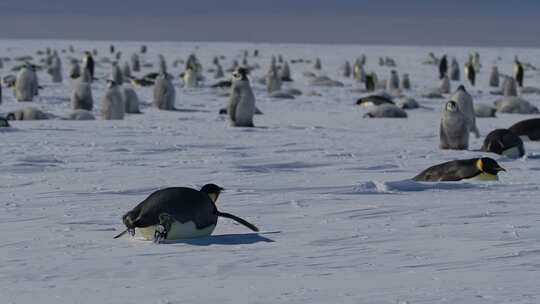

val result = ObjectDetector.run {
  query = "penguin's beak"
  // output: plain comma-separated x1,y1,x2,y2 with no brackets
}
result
496,166,506,172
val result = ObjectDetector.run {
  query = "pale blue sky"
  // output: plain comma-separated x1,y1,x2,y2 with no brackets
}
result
0,1,538,46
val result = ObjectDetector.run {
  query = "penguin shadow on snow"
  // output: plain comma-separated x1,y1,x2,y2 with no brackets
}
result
160,231,278,246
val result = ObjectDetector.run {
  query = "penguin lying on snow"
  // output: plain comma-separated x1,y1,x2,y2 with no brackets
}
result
114,184,259,242
363,104,407,118
356,95,394,107
509,118,540,141
413,157,506,182
480,129,524,158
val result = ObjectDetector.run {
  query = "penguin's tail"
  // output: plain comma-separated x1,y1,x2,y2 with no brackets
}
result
216,211,259,232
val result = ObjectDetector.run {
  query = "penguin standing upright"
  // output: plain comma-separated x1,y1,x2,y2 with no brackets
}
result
131,53,140,72
15,63,38,102
111,62,124,85
353,60,365,82
465,61,476,86
228,67,255,127
314,58,322,70
401,74,410,90
123,86,141,114
440,100,469,150
451,85,480,138
280,61,292,82
69,60,81,79
489,66,500,87
503,77,518,97
266,65,282,93
183,67,198,88
440,75,451,94
122,62,131,80
343,61,351,78
439,55,448,79
450,58,460,81
82,51,95,80
215,64,224,79
513,57,524,87
71,70,94,111
101,80,125,120
114,184,258,242
387,70,400,91
48,51,62,83
153,72,176,110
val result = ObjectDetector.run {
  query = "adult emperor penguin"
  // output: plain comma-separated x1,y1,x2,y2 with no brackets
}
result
513,57,524,87
440,100,469,150
82,51,95,80
15,63,38,102
114,184,259,242
228,67,256,127
153,72,176,110
215,64,225,79
439,55,448,79
489,66,500,87
480,129,525,158
413,157,506,182
71,70,94,111
509,118,540,141
183,66,198,88
450,58,460,81
465,61,475,86
451,85,480,138
101,80,125,120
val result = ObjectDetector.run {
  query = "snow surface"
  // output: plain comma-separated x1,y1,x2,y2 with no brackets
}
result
1,40,540,304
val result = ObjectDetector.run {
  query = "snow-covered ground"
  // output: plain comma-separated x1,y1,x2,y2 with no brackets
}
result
1,40,540,303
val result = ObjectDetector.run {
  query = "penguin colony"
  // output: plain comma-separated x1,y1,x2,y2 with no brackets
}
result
1,44,539,243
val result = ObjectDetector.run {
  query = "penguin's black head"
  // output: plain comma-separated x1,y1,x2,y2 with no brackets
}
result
6,113,15,121
232,68,249,81
457,85,466,92
477,157,506,175
445,100,458,112
200,184,224,203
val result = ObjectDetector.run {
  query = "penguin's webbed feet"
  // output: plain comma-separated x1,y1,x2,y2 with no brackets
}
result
128,228,135,237
153,225,168,244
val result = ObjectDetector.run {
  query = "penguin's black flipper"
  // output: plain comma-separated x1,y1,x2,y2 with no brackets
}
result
216,211,259,232
113,229,128,239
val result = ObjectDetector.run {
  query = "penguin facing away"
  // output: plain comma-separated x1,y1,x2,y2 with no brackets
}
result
71,70,94,111
413,157,506,182
480,129,525,158
439,55,448,79
114,184,259,242
513,57,524,87
153,72,176,110
101,80,125,120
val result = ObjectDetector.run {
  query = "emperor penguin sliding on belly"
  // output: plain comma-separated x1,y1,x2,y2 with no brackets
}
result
114,184,259,243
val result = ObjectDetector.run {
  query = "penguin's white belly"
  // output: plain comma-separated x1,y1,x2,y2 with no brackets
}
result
502,146,522,158
138,221,216,240
471,173,499,181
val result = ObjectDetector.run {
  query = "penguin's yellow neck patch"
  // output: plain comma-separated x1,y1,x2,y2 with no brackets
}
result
473,172,499,181
476,159,484,172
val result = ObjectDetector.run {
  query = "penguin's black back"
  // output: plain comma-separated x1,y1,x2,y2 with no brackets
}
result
413,158,481,182
128,187,217,230
481,129,524,156
509,118,540,140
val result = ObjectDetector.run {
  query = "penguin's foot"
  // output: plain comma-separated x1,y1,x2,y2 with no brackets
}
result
128,228,135,237
153,225,168,244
